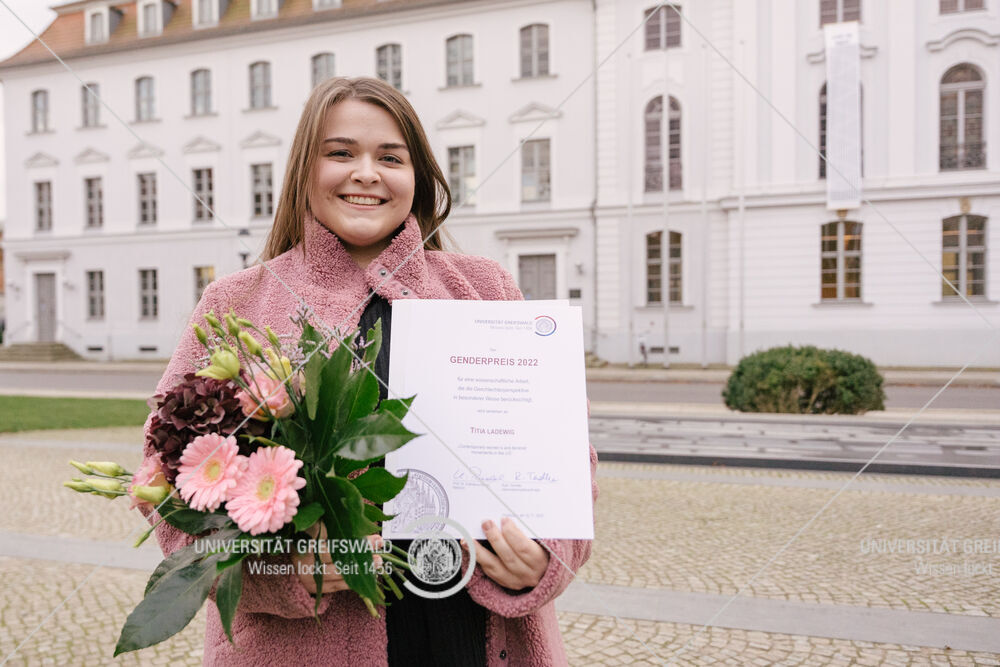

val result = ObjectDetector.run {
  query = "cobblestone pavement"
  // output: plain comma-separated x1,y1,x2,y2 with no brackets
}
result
2,429,999,664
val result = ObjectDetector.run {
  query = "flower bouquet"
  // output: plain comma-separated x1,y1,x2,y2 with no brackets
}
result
64,310,419,655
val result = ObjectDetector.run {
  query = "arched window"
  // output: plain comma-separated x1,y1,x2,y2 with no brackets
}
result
940,64,985,170
820,0,860,25
311,53,335,88
376,44,402,90
645,231,682,304
520,24,549,78
446,34,474,87
135,76,155,121
249,61,272,109
942,214,987,298
644,96,682,192
31,90,49,132
190,69,211,116
644,5,680,50
819,82,863,179
820,221,862,300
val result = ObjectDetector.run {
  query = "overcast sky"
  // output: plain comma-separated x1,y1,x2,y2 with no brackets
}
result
1,1,57,221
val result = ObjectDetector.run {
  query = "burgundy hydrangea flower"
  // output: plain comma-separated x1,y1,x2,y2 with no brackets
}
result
146,373,267,483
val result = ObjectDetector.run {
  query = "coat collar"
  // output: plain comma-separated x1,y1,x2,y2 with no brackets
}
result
301,212,429,300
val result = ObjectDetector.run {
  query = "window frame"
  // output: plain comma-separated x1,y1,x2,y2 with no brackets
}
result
939,64,986,171
86,270,105,320
521,138,551,203
249,61,273,109
942,214,988,298
644,5,681,51
448,145,476,206
137,172,158,226
139,1,161,37
644,96,682,192
940,0,985,13
251,163,274,217
194,0,217,27
31,90,49,133
81,83,100,128
252,0,279,20
376,43,403,90
139,268,159,319
445,34,475,87
135,76,155,122
519,24,550,78
191,69,212,116
819,0,862,26
193,168,214,221
85,177,104,229
194,266,216,304
311,53,336,88
820,220,863,301
86,8,108,44
35,181,53,232
645,231,683,304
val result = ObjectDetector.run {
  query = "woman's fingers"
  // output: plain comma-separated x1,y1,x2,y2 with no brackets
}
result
472,518,550,590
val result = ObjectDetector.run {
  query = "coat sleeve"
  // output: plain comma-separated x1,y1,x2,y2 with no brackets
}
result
462,261,600,618
138,280,332,619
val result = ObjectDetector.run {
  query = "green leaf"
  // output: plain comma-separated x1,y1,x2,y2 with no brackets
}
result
379,396,415,421
349,468,408,504
363,503,396,523
312,472,381,602
333,412,420,461
299,321,326,421
362,319,383,367
161,508,231,535
308,337,354,454
145,526,241,596
116,554,224,655
216,561,244,644
293,502,325,532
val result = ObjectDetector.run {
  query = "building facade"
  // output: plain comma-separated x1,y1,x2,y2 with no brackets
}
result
1,0,998,366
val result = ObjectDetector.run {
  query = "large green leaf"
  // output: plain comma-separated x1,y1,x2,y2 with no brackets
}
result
292,502,325,532
299,320,326,421
161,508,232,537
362,320,383,367
215,561,244,643
349,467,408,504
363,503,395,523
116,554,224,655
145,526,242,596
309,337,354,456
333,367,380,433
333,412,420,461
312,472,381,603
379,396,415,421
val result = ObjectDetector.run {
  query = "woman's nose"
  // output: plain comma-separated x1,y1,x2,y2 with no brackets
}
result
351,156,380,184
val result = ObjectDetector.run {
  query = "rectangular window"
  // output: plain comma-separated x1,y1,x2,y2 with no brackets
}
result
135,77,155,121
646,232,662,304
85,177,104,229
520,24,549,78
191,69,212,115
138,173,157,225
254,0,278,18
251,163,273,217
193,168,214,221
311,53,335,87
820,0,861,25
446,35,474,87
668,231,682,303
448,146,476,207
644,5,681,50
821,221,862,300
194,266,215,304
197,0,215,25
250,62,272,109
31,90,48,133
89,11,106,43
940,0,982,12
35,182,53,232
86,270,105,319
943,215,987,298
140,2,159,36
139,269,159,319
82,83,100,127
376,44,402,90
521,139,551,202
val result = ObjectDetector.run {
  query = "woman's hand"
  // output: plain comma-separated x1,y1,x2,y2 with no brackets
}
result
292,522,383,595
463,517,550,591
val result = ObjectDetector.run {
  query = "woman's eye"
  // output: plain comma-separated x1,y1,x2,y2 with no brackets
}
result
327,150,350,158
381,155,403,164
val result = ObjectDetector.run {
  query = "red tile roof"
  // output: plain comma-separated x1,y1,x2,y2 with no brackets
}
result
0,0,462,70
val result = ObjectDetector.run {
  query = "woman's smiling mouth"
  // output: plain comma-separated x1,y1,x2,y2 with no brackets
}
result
340,194,387,206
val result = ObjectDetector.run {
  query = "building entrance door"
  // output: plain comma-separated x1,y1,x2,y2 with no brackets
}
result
518,254,556,300
35,273,56,342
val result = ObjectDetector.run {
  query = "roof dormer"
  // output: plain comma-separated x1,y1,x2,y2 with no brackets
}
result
193,0,230,28
251,0,282,21
138,0,176,38
313,0,342,10
85,4,122,45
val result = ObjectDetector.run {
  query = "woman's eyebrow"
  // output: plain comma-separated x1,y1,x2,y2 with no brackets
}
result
322,137,409,151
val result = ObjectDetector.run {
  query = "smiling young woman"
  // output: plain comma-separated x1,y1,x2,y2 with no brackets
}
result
143,76,598,666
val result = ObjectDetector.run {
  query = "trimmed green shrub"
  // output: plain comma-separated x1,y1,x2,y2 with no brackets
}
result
723,345,885,414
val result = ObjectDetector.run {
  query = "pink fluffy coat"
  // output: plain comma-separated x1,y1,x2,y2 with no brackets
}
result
141,213,599,666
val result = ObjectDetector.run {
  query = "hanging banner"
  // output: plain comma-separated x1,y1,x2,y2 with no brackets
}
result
824,22,862,211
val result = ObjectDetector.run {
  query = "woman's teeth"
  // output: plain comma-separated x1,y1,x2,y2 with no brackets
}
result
342,195,383,206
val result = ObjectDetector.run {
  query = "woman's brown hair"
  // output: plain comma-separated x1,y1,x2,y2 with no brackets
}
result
261,76,453,262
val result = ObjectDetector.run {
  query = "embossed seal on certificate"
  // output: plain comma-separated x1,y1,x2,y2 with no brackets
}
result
386,468,449,534
534,315,557,336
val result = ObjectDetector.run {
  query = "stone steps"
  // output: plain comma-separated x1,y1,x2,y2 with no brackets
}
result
0,343,83,362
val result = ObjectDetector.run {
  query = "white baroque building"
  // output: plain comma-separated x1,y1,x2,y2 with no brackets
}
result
1,0,998,367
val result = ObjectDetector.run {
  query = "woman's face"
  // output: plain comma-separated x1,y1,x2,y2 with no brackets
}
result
308,99,416,267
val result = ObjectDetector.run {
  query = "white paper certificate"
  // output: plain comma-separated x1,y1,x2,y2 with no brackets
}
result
382,299,594,540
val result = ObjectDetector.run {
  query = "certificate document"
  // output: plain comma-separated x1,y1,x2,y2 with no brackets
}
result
382,299,594,540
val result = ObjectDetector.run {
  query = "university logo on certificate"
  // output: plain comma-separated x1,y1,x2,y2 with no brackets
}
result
383,299,594,541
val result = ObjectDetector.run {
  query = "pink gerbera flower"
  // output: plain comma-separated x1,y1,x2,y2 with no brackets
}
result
176,434,245,512
226,446,306,536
